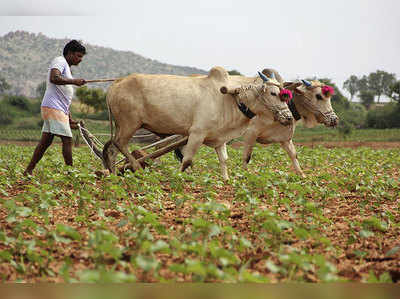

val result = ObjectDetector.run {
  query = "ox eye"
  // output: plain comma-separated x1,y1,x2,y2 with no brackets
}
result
316,94,323,100
271,92,277,96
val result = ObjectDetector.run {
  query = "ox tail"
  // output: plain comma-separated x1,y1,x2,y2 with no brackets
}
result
107,98,114,140
174,148,184,162
102,140,114,171
102,94,115,171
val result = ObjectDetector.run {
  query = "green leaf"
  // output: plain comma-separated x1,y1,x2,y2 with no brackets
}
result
239,269,269,283
379,272,393,283
185,259,206,278
359,230,374,238
135,255,159,272
56,224,81,241
169,263,187,274
150,240,170,253
385,246,400,257
0,250,12,262
265,260,280,274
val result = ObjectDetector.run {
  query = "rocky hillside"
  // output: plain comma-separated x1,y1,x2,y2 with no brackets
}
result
0,31,207,97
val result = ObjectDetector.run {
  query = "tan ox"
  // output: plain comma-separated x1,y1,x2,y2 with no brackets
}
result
102,67,291,180
239,69,339,177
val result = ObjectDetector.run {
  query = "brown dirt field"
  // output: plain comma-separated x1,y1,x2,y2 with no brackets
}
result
2,140,400,149
0,140,399,282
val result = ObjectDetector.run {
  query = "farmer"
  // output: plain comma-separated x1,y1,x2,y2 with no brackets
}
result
24,40,87,176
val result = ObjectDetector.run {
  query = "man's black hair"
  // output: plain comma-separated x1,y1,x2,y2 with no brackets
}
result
63,40,86,56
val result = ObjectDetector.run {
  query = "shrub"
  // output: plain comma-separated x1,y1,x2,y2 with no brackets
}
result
366,102,400,128
4,94,30,110
0,101,15,125
335,102,367,128
28,98,41,114
338,120,353,139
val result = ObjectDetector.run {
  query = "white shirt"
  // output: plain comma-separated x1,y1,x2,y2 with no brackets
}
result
41,56,74,115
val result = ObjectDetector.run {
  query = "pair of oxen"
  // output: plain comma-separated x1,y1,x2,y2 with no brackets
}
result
102,67,339,179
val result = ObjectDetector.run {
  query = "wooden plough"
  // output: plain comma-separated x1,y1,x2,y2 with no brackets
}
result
77,121,188,170
77,78,188,171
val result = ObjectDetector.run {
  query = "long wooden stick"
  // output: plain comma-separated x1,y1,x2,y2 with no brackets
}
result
116,136,188,167
137,136,188,163
86,78,119,83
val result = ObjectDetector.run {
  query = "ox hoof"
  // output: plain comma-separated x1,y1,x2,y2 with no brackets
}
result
181,160,192,172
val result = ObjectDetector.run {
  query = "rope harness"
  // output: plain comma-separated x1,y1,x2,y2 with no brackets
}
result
235,83,290,120
296,92,336,125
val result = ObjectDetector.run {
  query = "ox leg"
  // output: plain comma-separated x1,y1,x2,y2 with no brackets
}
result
113,127,143,172
215,143,229,181
280,140,305,178
180,133,205,172
242,132,258,170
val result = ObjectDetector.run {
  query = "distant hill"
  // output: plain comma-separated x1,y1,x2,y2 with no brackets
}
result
0,31,208,97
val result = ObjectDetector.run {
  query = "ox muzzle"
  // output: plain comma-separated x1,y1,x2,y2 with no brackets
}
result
317,111,339,127
273,108,294,126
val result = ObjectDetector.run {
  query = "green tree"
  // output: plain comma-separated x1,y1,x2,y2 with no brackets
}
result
356,75,369,94
75,86,107,114
228,70,242,76
0,76,11,94
343,75,359,101
0,102,15,125
389,81,400,102
359,91,375,110
36,81,46,99
367,70,396,103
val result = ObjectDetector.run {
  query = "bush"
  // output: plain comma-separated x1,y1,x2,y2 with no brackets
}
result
335,102,367,128
4,94,30,110
0,101,15,125
366,102,400,128
28,98,41,114
338,120,353,139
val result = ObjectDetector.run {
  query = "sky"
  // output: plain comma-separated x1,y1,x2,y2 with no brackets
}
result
1,0,400,99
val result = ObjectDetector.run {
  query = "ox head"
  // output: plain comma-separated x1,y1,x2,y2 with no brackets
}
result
220,72,294,126
284,79,339,128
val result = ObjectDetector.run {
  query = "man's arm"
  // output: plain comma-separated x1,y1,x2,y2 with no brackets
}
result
50,69,86,86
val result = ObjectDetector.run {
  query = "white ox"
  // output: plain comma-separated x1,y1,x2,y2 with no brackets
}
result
102,67,292,180
238,69,339,177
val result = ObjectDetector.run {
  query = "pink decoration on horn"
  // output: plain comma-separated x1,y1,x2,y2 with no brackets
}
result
322,85,335,97
279,89,293,103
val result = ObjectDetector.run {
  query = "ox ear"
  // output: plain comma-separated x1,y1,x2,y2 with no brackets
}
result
283,82,302,90
294,87,305,95
301,79,312,87
258,71,269,82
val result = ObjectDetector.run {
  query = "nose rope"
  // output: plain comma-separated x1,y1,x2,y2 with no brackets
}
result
298,93,336,122
233,83,292,123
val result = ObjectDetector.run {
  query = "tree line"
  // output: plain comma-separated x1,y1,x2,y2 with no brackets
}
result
343,70,399,108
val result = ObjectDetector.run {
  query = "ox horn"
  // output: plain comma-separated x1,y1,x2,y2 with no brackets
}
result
258,71,270,82
302,79,312,87
270,72,276,80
